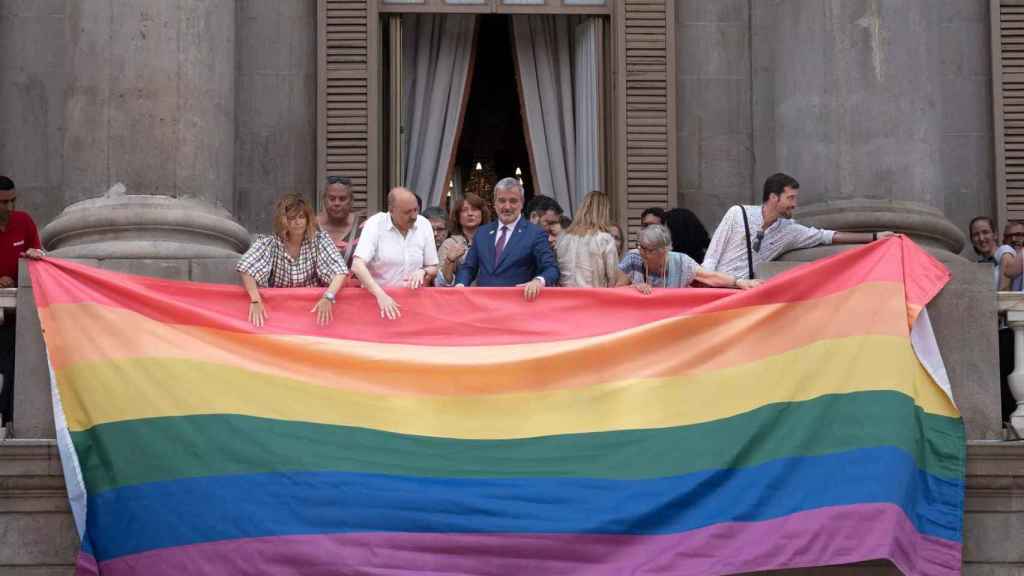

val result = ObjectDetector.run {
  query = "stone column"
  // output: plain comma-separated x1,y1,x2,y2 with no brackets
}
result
15,1,249,439
766,0,964,253
235,0,317,234
62,0,235,209
47,0,249,260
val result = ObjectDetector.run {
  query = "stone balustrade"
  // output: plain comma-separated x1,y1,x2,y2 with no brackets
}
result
998,292,1024,438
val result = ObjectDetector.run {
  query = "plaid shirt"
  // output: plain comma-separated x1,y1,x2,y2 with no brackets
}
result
236,230,348,288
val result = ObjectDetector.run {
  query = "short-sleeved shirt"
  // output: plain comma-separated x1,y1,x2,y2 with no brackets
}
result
618,249,700,288
982,245,1019,290
0,211,41,282
353,212,439,287
236,230,348,288
702,205,835,279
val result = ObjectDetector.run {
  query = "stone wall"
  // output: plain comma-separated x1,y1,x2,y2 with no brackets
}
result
677,0,994,257
0,0,68,227
0,0,317,236
234,0,317,235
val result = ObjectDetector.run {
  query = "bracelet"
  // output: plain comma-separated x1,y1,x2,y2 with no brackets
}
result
250,300,260,304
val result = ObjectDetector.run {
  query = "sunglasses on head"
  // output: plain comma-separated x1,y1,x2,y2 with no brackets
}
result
326,176,352,186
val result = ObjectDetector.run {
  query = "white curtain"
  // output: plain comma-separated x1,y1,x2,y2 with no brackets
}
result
512,15,600,216
402,15,476,207
573,18,600,206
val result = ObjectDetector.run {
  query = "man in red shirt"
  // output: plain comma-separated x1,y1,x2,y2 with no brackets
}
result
0,175,44,428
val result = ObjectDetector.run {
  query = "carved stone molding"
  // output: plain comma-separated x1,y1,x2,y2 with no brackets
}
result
41,194,250,259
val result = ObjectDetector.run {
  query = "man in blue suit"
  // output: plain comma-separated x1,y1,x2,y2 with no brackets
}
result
455,177,559,301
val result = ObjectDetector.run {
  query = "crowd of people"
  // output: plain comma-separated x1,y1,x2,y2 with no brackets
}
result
238,172,892,323
969,215,1024,427
3,167,1021,429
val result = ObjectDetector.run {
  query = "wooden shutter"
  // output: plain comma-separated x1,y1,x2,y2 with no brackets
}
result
318,0,380,214
615,0,677,240
995,0,1024,225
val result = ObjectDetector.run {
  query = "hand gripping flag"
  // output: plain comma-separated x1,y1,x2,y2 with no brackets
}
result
29,236,963,576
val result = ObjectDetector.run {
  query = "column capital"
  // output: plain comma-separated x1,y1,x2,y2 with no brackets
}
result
796,199,966,254
41,193,250,259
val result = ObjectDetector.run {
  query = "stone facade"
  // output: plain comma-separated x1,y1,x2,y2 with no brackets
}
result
677,0,989,256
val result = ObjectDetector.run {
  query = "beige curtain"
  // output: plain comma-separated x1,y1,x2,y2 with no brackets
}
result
401,15,477,207
512,15,600,215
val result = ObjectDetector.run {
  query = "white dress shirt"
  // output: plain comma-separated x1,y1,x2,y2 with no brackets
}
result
494,216,520,246
702,205,835,279
354,212,439,287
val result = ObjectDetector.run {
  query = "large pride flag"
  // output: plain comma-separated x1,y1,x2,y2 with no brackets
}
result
30,236,964,575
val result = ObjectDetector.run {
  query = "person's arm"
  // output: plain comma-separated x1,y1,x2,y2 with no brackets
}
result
236,237,275,326
454,238,481,287
240,272,267,327
23,217,43,259
832,231,896,244
351,257,400,320
534,228,560,285
601,235,621,288
1000,250,1021,290
702,206,738,272
410,224,440,290
437,239,466,286
520,228,558,301
693,266,760,290
310,272,347,326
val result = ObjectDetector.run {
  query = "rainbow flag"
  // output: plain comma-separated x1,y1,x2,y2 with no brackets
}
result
30,236,964,576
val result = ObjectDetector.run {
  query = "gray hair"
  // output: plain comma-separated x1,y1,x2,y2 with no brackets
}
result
494,177,524,197
638,224,671,250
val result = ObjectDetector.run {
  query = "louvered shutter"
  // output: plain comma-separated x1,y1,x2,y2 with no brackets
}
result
319,0,377,213
617,0,677,239
996,0,1024,224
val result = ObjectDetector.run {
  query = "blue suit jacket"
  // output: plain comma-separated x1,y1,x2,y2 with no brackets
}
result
455,219,560,287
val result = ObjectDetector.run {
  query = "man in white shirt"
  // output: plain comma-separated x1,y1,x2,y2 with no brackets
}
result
702,173,894,280
351,187,439,319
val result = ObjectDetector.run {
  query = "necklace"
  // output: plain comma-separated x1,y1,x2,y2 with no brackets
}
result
642,252,669,288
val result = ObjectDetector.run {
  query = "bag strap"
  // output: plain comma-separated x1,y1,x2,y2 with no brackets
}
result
737,205,755,280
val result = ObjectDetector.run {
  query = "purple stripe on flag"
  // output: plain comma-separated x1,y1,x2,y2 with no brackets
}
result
96,503,960,576
75,551,98,576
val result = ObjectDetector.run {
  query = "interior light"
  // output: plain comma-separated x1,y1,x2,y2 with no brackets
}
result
475,162,483,171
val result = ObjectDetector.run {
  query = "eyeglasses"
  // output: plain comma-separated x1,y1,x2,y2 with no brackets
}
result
638,244,663,254
326,176,352,186
753,230,765,253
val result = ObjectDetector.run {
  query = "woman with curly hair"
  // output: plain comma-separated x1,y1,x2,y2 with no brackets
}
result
237,193,349,327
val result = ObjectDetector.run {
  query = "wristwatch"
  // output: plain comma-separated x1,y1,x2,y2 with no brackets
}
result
322,291,336,303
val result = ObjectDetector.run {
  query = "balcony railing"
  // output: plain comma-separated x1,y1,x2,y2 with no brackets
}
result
0,287,16,324
998,291,1024,437
0,287,15,438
